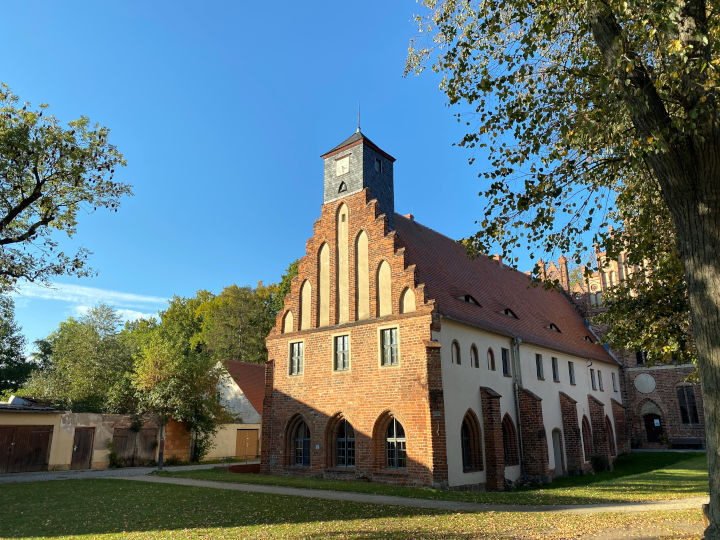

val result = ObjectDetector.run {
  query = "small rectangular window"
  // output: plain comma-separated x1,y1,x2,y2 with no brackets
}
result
334,335,349,371
289,342,304,375
598,370,604,391
535,353,544,380
590,368,597,390
612,372,618,392
568,361,576,385
551,357,559,382
501,348,511,377
381,328,398,366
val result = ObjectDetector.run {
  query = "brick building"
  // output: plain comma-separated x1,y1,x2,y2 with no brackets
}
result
540,254,705,449
260,130,626,489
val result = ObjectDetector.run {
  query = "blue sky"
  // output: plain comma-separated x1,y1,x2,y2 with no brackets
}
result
3,1,530,347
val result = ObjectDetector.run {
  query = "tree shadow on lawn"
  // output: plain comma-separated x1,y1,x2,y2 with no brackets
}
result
518,452,707,495
0,479,467,538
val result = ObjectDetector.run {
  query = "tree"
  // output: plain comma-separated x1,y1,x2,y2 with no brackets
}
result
133,296,226,466
20,304,137,412
409,1,720,534
0,295,30,393
0,84,131,291
194,260,299,364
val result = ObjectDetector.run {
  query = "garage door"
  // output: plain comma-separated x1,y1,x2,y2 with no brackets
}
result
0,425,53,473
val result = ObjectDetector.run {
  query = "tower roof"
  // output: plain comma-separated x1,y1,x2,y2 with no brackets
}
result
321,131,396,162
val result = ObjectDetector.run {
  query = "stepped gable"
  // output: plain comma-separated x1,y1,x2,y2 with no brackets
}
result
393,213,616,365
224,360,266,414
270,189,432,336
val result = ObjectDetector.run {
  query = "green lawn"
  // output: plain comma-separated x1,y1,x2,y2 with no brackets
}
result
0,478,705,539
159,451,709,505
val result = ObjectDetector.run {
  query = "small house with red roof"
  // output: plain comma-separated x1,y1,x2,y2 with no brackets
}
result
260,131,627,489
203,360,265,461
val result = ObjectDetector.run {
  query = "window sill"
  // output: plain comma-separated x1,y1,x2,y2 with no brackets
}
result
503,374,512,378
537,377,545,381
553,379,560,383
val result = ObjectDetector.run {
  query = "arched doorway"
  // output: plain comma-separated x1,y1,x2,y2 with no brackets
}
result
551,429,565,477
640,400,664,444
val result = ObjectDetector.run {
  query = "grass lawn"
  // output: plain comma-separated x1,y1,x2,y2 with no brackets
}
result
159,451,709,505
0,478,705,539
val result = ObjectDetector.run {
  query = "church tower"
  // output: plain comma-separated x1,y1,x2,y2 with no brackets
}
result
320,130,396,227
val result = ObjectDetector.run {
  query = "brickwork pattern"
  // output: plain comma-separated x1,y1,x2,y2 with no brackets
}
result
518,388,550,481
588,395,611,459
480,387,505,491
624,365,705,448
559,392,584,474
263,190,439,487
611,398,630,454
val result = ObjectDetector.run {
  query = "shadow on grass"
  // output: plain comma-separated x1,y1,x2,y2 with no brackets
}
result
0,479,450,538
158,452,708,506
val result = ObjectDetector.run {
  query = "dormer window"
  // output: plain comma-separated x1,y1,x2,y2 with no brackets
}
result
584,335,593,343
336,155,350,176
502,308,518,319
548,323,561,333
457,294,480,306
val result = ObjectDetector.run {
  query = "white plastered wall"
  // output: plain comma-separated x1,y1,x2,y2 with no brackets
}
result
435,319,622,487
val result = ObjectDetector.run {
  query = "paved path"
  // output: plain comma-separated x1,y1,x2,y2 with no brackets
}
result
0,462,255,484
122,474,710,515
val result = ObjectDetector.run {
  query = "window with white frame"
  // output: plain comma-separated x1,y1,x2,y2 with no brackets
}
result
334,335,349,371
289,342,304,375
501,348,511,376
380,328,398,366
535,353,544,380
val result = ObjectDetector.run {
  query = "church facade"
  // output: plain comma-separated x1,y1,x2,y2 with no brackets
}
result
260,131,627,489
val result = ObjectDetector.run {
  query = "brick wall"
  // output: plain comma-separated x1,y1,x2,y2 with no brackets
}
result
559,392,584,474
480,387,505,490
588,395,610,459
262,190,440,487
611,398,630,454
518,388,550,481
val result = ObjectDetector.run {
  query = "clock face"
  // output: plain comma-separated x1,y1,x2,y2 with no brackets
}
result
336,156,349,176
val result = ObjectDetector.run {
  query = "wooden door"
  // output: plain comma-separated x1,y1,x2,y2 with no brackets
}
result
644,414,664,443
235,429,259,459
1,426,53,473
0,427,14,473
71,427,94,470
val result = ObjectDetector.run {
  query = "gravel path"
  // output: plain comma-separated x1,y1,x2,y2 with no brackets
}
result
121,474,710,514
0,462,254,484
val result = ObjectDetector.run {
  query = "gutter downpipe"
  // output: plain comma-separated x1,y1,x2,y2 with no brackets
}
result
511,336,528,484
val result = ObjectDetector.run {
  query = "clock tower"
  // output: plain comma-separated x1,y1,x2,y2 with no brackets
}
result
321,129,396,227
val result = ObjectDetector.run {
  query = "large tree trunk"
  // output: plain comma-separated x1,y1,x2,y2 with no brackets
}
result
665,152,720,538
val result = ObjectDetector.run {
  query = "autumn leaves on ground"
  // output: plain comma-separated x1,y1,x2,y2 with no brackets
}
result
0,452,708,539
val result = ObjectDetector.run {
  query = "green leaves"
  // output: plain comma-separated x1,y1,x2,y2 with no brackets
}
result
0,83,131,291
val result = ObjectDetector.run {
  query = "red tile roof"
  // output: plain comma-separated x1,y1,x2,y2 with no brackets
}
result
394,214,617,365
223,360,266,415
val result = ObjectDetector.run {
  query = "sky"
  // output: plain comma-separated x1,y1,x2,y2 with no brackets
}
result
2,1,533,348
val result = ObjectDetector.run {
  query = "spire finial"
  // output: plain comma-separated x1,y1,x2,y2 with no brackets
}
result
357,103,361,133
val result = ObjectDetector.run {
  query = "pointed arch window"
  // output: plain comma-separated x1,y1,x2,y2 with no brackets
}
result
501,415,519,466
451,340,461,365
461,411,483,471
487,348,496,370
386,418,406,468
470,345,479,368
336,419,355,467
293,420,311,466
